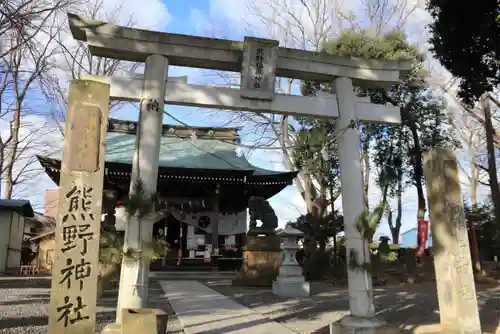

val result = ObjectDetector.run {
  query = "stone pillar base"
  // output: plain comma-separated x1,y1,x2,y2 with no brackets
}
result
101,323,121,334
329,315,400,334
232,235,282,287
272,278,310,297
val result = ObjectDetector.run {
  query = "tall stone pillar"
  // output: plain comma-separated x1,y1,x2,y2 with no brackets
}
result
330,77,392,333
115,54,168,323
423,148,481,333
47,80,110,334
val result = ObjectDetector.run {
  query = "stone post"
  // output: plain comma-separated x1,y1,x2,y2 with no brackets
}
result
423,148,481,333
115,54,169,323
330,77,391,333
272,225,310,297
47,80,110,334
335,77,375,316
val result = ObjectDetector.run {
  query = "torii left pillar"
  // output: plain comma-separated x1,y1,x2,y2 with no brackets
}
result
113,54,169,327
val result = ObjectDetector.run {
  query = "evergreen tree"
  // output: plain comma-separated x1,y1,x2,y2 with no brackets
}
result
298,30,458,244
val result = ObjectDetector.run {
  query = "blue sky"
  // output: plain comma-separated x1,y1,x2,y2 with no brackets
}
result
10,0,488,241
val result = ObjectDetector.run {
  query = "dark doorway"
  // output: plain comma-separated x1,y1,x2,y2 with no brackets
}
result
153,218,167,240
163,214,186,256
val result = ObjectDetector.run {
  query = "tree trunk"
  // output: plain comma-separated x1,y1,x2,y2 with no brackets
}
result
329,185,339,268
409,123,426,221
481,93,500,225
394,179,403,244
469,142,482,274
3,103,21,199
0,143,4,196
362,128,371,208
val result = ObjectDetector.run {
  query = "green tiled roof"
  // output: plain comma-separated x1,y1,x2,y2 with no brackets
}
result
109,132,276,173
48,132,287,176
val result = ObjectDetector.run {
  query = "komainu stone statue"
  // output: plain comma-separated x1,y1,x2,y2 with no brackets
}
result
247,196,278,234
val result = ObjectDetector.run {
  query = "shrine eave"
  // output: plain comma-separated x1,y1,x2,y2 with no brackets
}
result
37,155,297,187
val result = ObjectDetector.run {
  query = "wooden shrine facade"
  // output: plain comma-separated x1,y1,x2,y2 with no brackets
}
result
37,119,296,265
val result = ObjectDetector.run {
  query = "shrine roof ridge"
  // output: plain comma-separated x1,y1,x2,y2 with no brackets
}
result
67,13,412,87
108,119,240,142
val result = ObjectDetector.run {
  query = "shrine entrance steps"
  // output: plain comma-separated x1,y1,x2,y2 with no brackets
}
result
159,280,296,334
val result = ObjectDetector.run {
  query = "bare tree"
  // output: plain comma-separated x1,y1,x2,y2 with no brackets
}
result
200,0,420,215
0,0,74,59
0,10,62,199
429,74,499,211
41,0,140,133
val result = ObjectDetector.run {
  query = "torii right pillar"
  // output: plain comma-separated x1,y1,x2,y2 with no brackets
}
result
330,77,399,334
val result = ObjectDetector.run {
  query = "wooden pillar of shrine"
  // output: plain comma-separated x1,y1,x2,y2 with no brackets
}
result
211,184,220,256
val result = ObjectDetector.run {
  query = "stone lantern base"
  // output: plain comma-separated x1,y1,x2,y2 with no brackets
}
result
272,276,310,297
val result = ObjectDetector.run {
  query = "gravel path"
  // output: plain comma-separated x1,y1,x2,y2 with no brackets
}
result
0,276,184,334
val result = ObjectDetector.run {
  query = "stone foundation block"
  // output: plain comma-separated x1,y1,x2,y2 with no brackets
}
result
272,278,310,297
329,315,400,334
245,234,281,251
233,248,282,286
121,308,168,334
101,322,121,334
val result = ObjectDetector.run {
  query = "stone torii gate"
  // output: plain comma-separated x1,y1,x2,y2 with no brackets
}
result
63,12,410,333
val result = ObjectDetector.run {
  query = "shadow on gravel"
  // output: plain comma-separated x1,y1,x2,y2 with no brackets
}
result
0,277,51,289
0,298,49,306
0,315,48,329
96,311,116,323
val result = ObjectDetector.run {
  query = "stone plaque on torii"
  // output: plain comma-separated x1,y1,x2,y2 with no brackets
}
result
65,12,440,333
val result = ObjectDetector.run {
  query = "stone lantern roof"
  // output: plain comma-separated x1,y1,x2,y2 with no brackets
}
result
277,225,304,237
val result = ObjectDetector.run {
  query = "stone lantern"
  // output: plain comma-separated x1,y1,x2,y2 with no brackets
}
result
114,202,127,231
272,225,310,297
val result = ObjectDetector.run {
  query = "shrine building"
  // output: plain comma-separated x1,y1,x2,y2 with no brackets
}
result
36,119,296,268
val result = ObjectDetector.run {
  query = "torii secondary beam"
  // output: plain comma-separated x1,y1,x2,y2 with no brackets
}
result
83,75,401,124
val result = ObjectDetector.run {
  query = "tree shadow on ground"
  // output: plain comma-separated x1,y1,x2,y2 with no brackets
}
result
205,280,500,334
0,315,48,329
0,297,49,306
0,276,51,289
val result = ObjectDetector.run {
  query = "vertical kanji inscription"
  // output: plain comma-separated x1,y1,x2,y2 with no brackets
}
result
240,37,279,100
67,104,101,172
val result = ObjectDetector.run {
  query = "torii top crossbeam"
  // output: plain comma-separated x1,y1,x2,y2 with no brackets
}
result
67,13,411,88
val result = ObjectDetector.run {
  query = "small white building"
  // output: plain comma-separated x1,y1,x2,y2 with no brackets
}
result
0,199,34,273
